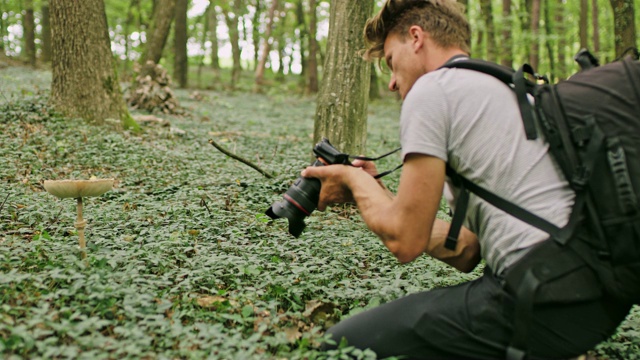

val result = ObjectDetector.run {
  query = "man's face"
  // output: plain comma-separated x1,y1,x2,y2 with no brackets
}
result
383,31,424,100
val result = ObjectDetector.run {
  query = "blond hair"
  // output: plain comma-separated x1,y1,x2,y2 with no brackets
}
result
363,0,471,61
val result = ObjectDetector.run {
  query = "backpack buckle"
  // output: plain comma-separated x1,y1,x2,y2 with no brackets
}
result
572,165,590,189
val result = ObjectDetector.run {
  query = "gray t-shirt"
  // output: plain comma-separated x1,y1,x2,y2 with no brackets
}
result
400,66,575,275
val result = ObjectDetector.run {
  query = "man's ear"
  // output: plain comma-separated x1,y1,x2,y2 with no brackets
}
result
408,25,425,52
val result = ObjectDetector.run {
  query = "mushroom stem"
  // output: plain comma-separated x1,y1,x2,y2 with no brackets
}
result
75,197,87,259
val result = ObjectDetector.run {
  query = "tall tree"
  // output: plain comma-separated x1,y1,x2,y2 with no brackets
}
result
543,0,556,81
142,0,176,69
479,0,497,62
609,0,636,58
197,4,210,86
254,0,278,90
313,0,373,155
209,2,221,73
49,0,138,130
23,0,36,67
295,0,307,78
122,0,140,74
221,0,244,87
252,0,262,71
579,0,588,49
501,0,513,68
41,0,52,63
591,0,599,53
306,0,319,93
555,0,567,80
529,0,541,70
174,0,189,88
520,0,532,64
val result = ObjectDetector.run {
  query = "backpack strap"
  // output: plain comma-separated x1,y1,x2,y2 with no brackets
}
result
441,59,540,140
444,165,562,247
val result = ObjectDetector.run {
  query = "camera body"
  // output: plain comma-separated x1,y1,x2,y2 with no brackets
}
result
266,138,350,237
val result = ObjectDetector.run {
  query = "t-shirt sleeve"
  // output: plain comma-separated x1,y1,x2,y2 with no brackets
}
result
399,75,449,162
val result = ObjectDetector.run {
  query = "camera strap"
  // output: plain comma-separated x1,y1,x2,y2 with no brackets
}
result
349,147,404,179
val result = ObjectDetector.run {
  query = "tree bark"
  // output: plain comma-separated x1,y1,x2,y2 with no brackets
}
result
580,0,588,49
520,0,532,64
529,0,541,70
276,36,286,81
174,0,189,88
609,0,636,58
209,1,220,71
222,0,243,87
50,0,138,131
313,0,373,155
142,0,176,67
197,4,209,87
555,0,566,80
23,0,36,67
501,0,513,68
254,0,278,90
41,1,52,63
306,0,319,93
543,0,556,81
122,0,139,75
479,0,497,62
296,0,307,77
252,0,262,71
369,63,380,100
591,0,599,53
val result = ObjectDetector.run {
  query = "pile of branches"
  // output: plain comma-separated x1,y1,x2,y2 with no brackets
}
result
126,61,180,114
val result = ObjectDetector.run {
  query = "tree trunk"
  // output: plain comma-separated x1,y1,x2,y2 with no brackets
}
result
555,0,566,80
313,0,373,155
174,0,189,88
197,4,209,87
252,0,262,71
609,0,636,58
142,0,176,68
529,0,540,70
591,0,599,53
543,0,555,82
580,0,588,49
41,1,52,63
23,0,36,67
122,0,139,75
479,0,497,62
296,0,307,78
209,1,220,71
50,0,138,131
222,0,243,87
306,0,319,93
501,0,513,68
254,0,278,90
369,63,380,100
520,0,532,64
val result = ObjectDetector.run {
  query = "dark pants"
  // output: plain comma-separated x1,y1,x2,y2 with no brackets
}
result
322,267,631,359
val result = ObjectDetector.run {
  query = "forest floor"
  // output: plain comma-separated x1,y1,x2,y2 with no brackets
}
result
0,65,638,359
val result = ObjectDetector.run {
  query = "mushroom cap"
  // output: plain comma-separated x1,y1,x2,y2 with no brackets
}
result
43,179,114,199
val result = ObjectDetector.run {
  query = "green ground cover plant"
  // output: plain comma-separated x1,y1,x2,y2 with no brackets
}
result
0,66,638,359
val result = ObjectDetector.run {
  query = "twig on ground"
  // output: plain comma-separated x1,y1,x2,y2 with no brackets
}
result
208,138,274,179
0,194,8,215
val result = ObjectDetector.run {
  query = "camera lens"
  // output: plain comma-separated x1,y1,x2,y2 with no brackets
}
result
266,172,322,237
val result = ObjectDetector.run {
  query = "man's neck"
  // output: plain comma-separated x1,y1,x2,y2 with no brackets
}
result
425,48,468,73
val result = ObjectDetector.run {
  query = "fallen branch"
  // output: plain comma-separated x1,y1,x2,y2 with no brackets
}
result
0,194,8,215
208,139,274,179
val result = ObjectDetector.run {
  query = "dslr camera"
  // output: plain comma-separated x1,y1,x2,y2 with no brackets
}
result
266,138,351,237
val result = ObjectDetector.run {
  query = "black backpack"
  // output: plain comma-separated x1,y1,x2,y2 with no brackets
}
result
441,54,640,302
441,54,640,359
